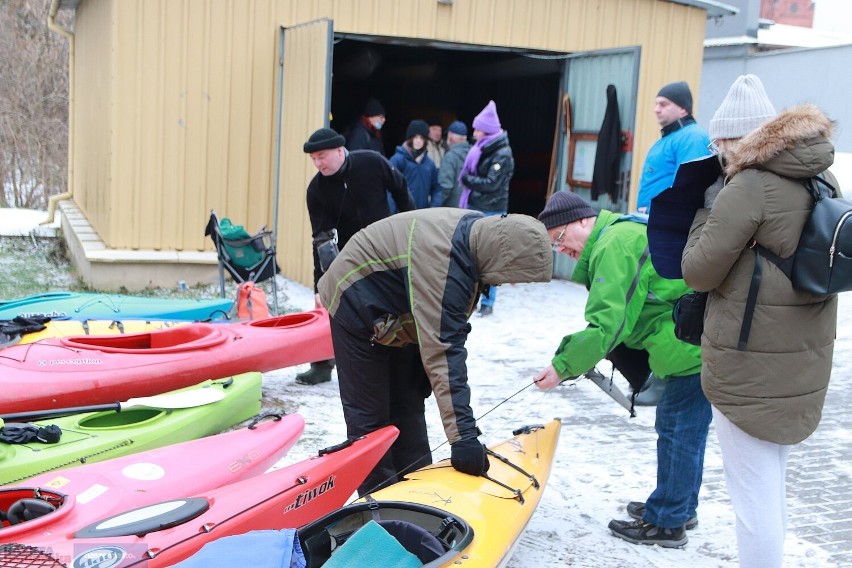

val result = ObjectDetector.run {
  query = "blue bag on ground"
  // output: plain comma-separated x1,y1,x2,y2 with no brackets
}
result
171,529,306,568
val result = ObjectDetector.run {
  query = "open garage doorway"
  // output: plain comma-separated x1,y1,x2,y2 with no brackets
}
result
328,36,564,217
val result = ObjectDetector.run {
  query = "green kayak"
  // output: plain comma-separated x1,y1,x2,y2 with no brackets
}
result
0,373,262,485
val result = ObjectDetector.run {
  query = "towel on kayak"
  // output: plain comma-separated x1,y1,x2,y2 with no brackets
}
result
323,520,421,568
172,529,306,568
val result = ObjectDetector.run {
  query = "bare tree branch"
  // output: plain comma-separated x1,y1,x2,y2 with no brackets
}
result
0,0,69,210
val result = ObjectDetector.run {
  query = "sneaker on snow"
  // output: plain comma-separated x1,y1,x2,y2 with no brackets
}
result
626,501,698,530
608,519,687,548
632,374,666,406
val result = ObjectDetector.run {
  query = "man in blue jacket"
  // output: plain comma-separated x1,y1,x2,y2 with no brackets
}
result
635,82,710,213
633,81,711,405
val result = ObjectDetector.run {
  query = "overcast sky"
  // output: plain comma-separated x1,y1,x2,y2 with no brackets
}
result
813,0,852,34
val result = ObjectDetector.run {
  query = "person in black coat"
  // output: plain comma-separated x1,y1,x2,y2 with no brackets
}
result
297,127,415,385
345,98,386,155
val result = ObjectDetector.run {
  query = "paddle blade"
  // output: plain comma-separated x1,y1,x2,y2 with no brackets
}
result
122,387,226,411
1,385,227,422
585,369,634,415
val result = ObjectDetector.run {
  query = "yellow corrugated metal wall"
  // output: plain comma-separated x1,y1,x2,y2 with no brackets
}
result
69,0,707,287
72,0,113,242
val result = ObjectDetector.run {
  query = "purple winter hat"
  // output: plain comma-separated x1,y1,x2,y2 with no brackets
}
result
472,100,502,134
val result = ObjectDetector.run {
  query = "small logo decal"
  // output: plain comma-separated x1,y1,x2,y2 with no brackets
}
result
72,546,126,568
284,476,336,512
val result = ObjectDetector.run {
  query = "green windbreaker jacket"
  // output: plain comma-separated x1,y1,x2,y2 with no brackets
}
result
552,210,702,379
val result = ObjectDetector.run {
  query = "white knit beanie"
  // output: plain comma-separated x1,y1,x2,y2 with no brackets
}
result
708,74,777,140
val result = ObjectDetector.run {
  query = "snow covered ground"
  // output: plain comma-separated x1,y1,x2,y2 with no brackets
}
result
2,156,850,567
266,277,849,568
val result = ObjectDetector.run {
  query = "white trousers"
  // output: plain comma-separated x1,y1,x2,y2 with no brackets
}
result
712,406,793,568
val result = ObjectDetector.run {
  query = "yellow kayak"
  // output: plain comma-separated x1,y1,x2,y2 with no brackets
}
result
298,418,561,567
16,319,188,344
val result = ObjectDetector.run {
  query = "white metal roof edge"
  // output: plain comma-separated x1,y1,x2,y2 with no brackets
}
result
669,0,738,18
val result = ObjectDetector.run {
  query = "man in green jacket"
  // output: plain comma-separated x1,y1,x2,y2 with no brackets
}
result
533,191,710,549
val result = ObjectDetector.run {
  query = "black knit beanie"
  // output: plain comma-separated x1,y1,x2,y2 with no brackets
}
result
363,98,385,117
303,128,346,153
538,192,597,229
657,81,693,114
405,119,429,140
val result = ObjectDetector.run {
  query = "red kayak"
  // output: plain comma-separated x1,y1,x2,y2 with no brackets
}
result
0,415,304,547
2,425,398,567
0,309,333,413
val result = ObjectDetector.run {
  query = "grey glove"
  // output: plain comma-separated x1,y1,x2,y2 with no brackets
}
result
704,177,724,209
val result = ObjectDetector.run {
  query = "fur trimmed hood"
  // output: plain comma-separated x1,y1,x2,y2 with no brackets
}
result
725,103,835,178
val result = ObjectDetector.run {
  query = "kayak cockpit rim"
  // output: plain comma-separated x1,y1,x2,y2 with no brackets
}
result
298,500,475,568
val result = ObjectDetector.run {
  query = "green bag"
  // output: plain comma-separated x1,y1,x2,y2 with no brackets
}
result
219,217,263,269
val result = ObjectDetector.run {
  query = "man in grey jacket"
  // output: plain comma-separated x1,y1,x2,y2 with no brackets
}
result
318,209,552,495
438,120,471,207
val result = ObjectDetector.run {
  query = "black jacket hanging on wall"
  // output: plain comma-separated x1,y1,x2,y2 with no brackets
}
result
591,84,622,202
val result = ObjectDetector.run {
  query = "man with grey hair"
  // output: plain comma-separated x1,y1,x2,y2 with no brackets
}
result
437,120,471,207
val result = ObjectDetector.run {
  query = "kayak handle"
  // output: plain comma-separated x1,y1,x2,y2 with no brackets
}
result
512,424,544,436
247,413,283,429
318,435,364,456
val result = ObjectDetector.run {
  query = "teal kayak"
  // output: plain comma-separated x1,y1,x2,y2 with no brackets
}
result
0,373,262,485
0,292,233,321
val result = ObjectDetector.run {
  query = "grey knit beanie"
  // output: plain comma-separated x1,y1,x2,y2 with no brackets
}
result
657,82,693,114
709,75,777,140
538,191,597,229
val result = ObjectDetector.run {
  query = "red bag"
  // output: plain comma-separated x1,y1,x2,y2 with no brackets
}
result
234,281,269,320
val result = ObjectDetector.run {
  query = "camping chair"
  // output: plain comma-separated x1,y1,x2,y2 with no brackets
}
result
205,210,279,314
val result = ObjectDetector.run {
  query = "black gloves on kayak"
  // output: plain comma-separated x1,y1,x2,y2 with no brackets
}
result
450,438,490,476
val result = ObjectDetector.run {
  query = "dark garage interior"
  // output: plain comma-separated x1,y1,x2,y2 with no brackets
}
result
329,37,565,217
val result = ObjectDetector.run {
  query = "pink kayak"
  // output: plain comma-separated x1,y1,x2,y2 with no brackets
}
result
2,425,398,568
0,309,333,413
0,414,304,546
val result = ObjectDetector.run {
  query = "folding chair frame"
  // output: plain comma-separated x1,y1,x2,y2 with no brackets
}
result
205,210,279,314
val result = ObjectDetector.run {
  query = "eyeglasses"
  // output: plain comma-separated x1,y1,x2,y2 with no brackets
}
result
551,227,566,252
707,140,719,155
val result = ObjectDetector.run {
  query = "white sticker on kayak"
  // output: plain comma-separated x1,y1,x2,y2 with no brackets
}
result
77,484,109,504
122,462,165,481
73,545,126,568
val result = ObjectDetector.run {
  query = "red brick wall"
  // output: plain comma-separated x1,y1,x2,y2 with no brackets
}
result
760,0,814,27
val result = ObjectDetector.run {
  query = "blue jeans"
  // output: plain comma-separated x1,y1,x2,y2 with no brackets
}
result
642,373,712,529
477,210,505,309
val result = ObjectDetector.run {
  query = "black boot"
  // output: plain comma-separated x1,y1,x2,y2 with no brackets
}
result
295,360,334,385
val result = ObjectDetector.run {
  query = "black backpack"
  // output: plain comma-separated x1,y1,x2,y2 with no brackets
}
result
740,174,850,349
758,175,851,294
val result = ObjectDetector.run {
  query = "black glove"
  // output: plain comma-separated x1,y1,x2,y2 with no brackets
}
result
450,438,490,476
